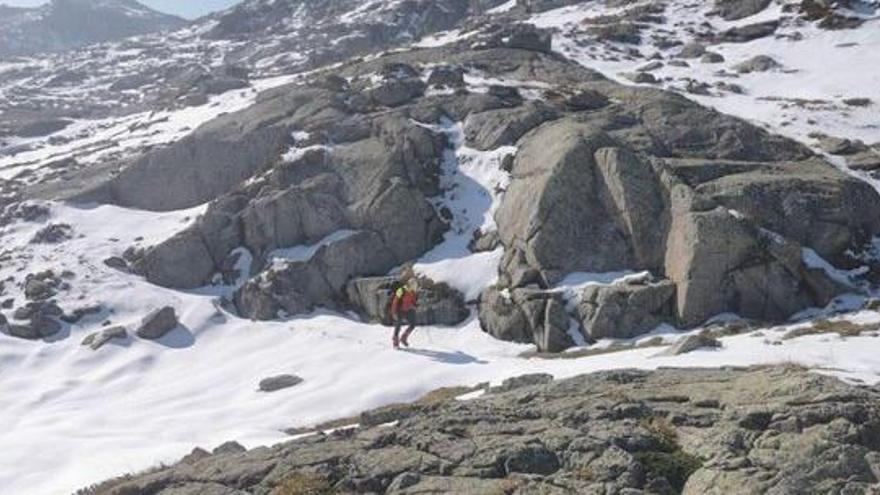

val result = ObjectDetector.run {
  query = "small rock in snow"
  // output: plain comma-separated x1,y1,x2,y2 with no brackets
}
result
136,306,178,339
103,257,129,272
847,151,880,171
678,42,706,59
81,326,127,350
817,135,866,155
30,223,73,244
637,61,664,72
61,305,103,324
661,332,722,356
843,97,872,107
701,52,725,64
733,55,780,73
5,314,62,340
259,374,304,392
623,72,657,84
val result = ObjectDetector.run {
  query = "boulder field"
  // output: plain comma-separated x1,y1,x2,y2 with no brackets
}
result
60,28,880,351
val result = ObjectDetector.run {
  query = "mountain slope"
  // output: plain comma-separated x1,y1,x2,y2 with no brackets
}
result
1,0,880,494
0,0,187,57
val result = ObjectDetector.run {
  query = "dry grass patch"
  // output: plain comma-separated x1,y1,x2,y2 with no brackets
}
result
598,389,634,404
641,415,679,445
272,474,337,495
522,337,666,360
487,477,526,495
418,385,475,404
74,464,167,495
635,415,703,491
290,385,482,435
782,319,880,340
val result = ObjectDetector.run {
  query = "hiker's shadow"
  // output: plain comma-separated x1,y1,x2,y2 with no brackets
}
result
403,348,488,365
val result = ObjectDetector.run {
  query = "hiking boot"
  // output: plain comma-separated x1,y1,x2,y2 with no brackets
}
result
401,330,412,347
392,335,399,349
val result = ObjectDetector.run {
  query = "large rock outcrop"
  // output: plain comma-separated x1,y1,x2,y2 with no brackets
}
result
496,123,669,286
479,286,574,352
714,0,772,20
86,44,880,343
345,276,470,326
235,231,397,319
491,81,880,345
131,83,451,292
577,279,676,339
92,366,880,494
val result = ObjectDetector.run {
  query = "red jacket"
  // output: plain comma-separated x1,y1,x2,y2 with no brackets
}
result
391,288,418,315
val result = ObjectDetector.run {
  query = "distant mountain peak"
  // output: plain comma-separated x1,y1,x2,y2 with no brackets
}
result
0,0,187,58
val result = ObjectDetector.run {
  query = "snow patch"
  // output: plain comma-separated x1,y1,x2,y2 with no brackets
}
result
267,230,359,269
412,119,516,301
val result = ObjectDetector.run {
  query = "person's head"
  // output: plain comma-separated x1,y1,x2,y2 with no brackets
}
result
406,278,419,292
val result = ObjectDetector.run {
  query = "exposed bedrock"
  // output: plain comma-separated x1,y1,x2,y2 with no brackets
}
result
98,45,880,345
490,106,879,341
93,366,880,495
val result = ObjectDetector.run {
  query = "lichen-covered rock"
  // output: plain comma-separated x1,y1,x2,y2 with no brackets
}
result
480,23,553,53
41,43,880,342
81,326,127,350
678,42,706,58
235,231,397,320
93,367,880,495
660,331,722,356
133,228,215,289
718,20,779,42
479,286,573,352
30,223,73,244
370,78,426,107
490,87,878,333
733,54,780,73
5,314,61,340
578,279,675,339
715,0,772,20
496,122,666,285
426,65,464,88
463,101,558,151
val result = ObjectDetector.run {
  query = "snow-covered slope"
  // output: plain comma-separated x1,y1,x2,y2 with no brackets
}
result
3,200,880,495
526,0,880,158
2,1,880,494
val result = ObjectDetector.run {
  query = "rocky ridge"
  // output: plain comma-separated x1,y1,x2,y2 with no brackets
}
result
88,365,880,494
6,20,877,350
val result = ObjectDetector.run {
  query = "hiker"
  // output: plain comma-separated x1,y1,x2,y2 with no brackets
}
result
391,278,419,349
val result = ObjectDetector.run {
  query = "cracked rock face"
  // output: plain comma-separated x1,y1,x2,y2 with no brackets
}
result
95,366,880,494
96,43,880,347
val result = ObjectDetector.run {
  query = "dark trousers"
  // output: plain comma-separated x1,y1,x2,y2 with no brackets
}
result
394,309,416,341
